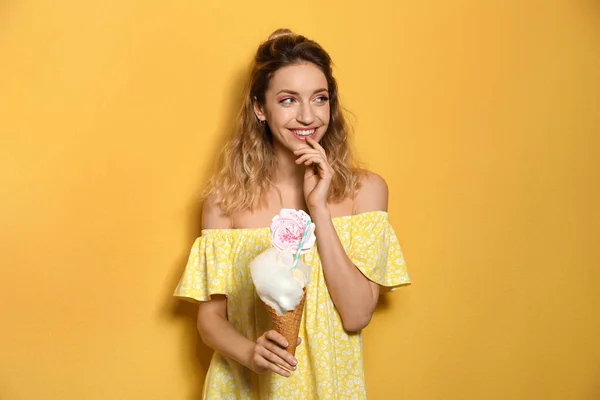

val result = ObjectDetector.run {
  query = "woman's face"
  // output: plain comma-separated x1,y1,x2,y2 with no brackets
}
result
254,62,330,152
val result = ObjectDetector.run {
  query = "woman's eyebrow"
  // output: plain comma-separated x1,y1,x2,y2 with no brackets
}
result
276,88,329,95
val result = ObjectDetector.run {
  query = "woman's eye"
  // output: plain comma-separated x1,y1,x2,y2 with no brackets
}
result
315,96,329,103
279,98,294,104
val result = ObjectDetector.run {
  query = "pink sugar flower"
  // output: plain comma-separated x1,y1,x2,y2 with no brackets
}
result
270,209,316,254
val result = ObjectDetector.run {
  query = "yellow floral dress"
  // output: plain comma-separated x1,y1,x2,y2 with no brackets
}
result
174,211,411,399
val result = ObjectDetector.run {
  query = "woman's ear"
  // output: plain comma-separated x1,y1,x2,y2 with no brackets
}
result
253,97,266,122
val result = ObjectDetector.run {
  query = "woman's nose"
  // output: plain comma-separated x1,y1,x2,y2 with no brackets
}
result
297,102,315,125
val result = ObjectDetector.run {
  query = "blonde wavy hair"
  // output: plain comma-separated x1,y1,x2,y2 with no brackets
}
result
204,29,363,215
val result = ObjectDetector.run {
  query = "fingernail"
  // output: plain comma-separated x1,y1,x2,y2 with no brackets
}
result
291,358,297,366
283,341,289,347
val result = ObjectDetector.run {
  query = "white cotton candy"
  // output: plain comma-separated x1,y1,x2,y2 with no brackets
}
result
250,247,311,316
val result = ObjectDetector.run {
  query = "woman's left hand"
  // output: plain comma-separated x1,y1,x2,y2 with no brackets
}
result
294,137,333,211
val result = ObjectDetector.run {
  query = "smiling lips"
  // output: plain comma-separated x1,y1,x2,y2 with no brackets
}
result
291,128,317,140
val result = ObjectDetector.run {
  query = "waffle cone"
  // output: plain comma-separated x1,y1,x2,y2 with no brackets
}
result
264,290,306,356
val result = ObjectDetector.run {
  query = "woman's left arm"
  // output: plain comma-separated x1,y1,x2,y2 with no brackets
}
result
295,138,387,332
311,176,386,332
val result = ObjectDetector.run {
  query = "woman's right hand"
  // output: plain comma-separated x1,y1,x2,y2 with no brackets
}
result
249,330,300,377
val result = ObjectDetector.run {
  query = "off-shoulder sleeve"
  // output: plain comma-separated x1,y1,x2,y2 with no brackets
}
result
349,211,411,290
173,230,233,302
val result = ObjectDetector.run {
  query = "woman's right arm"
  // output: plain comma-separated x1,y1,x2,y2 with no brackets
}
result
196,196,298,377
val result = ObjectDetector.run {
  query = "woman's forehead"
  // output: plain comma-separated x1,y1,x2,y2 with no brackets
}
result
268,63,328,94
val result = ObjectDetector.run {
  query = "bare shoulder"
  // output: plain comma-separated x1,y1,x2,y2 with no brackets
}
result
201,193,232,229
354,170,389,214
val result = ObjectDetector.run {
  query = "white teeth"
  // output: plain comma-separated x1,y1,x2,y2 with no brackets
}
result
293,129,315,136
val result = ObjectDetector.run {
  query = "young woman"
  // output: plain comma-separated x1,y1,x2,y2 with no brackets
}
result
174,29,411,399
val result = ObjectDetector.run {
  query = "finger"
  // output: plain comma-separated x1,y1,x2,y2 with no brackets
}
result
306,136,321,148
263,339,298,369
297,142,324,154
297,336,302,346
293,146,323,155
265,330,289,348
257,346,295,374
255,353,291,377
271,363,292,377
296,150,327,162
302,157,333,178
299,155,325,165
294,149,322,159
296,153,324,165
263,331,298,363
306,137,327,157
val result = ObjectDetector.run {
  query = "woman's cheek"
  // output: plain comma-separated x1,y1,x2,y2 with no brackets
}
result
319,107,331,124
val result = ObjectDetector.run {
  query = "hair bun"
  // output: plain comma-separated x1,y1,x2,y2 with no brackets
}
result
268,28,295,41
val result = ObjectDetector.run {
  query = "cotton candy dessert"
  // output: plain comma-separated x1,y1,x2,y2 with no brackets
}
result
250,209,316,355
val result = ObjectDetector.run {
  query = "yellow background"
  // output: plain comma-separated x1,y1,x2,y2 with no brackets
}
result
1,0,599,399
